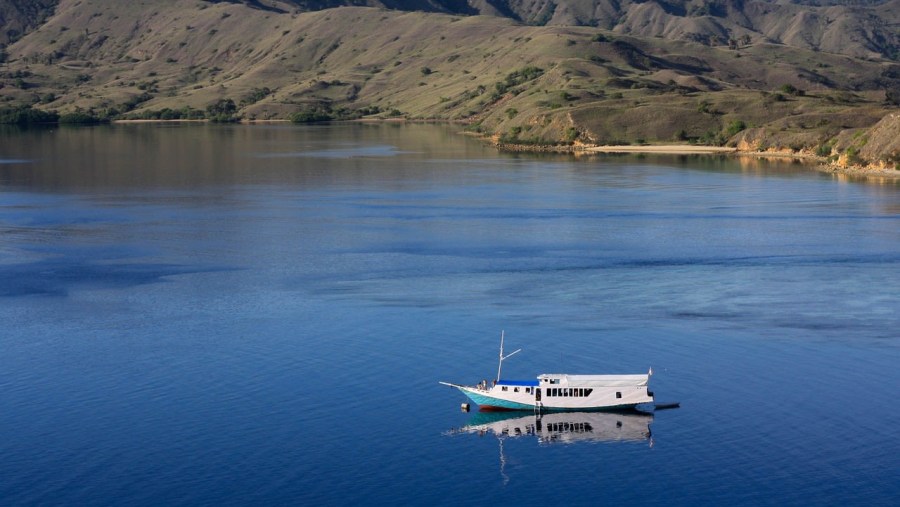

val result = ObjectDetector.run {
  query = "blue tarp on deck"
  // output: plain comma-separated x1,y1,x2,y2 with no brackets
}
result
496,379,539,387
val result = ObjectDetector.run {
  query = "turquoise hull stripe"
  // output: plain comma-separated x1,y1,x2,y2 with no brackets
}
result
457,387,643,412
459,388,534,410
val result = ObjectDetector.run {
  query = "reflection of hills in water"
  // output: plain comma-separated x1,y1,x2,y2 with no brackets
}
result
450,410,652,445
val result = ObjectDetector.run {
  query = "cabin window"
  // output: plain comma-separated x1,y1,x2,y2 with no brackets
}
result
525,387,531,394
616,392,622,399
585,388,593,397
514,387,519,393
502,386,508,392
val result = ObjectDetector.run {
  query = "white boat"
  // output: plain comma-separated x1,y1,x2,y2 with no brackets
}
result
440,332,655,412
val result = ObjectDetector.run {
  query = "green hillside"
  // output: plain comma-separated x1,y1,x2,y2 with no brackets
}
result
1,0,899,170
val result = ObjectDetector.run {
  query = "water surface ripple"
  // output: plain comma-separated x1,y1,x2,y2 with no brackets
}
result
1,124,898,506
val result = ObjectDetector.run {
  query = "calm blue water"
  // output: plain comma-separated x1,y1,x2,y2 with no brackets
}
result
1,124,898,506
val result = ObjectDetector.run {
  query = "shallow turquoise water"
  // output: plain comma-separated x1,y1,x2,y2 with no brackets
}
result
1,124,898,505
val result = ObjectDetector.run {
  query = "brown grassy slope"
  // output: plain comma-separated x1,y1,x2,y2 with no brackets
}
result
604,0,900,60
8,0,898,60
1,0,898,163
206,0,900,62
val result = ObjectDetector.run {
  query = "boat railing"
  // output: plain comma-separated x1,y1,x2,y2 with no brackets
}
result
474,380,492,392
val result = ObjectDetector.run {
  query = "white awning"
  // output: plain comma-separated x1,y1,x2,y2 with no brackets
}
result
538,374,649,387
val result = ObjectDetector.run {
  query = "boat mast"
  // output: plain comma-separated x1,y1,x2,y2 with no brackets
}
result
496,330,521,381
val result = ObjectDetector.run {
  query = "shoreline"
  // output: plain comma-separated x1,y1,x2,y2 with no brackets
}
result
107,119,899,179
494,139,900,179
112,119,208,124
586,145,737,155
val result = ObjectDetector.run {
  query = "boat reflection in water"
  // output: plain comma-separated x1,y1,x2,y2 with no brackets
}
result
449,410,653,445
447,411,653,484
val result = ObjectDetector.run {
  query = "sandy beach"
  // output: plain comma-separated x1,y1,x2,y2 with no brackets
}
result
112,119,208,124
585,145,738,155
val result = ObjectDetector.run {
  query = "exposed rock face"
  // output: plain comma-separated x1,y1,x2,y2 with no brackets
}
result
734,111,900,173
861,112,900,169
834,112,900,170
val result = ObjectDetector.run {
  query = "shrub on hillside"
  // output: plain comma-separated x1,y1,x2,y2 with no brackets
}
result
206,98,238,122
290,109,333,123
59,109,109,124
491,66,544,102
779,84,804,96
724,120,747,138
240,87,272,106
0,105,59,124
816,140,835,157
886,86,900,106
125,107,204,120
120,92,154,112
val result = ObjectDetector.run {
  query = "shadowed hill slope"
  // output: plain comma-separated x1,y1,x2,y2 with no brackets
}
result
206,0,900,60
3,0,899,59
0,0,58,45
223,0,900,59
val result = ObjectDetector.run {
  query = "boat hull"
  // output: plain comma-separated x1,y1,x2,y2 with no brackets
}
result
459,387,535,411
455,385,648,412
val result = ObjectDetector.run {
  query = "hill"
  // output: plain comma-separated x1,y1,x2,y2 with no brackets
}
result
4,0,900,60
217,0,900,61
1,0,898,171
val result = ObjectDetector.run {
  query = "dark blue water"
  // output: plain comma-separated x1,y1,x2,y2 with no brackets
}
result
1,124,898,506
